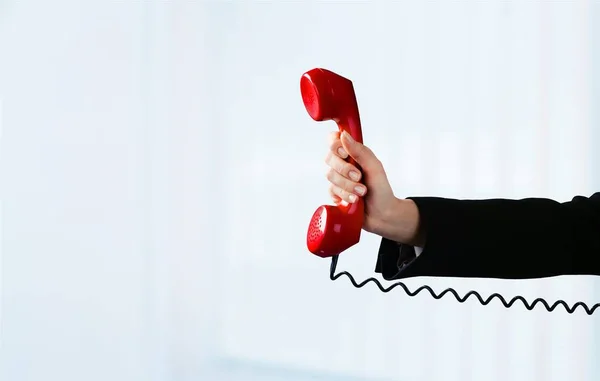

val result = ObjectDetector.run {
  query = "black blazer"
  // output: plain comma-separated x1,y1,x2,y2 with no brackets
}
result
375,192,600,280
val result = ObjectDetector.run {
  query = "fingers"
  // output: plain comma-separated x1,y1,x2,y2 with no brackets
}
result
329,183,364,204
326,167,367,203
325,150,362,182
340,131,380,172
328,131,348,159
328,186,342,205
325,130,367,203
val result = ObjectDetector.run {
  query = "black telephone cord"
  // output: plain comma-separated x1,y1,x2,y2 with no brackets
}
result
329,255,600,315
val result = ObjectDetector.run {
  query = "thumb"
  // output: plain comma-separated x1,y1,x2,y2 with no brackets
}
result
340,130,377,169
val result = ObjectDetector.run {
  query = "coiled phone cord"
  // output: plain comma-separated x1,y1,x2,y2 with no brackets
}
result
329,255,600,315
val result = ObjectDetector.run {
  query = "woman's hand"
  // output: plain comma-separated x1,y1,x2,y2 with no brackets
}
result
325,130,423,246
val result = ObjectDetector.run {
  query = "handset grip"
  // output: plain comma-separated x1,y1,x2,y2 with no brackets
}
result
300,68,365,257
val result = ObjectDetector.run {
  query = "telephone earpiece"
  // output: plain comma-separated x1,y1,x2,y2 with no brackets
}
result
301,68,365,257
300,68,599,315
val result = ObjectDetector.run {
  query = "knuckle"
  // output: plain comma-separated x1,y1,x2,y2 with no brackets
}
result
328,138,337,149
325,167,336,182
334,158,347,175
345,182,358,194
324,150,333,165
329,138,341,152
373,159,384,172
337,176,352,192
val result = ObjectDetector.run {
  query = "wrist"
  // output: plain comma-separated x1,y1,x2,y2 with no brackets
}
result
380,198,424,246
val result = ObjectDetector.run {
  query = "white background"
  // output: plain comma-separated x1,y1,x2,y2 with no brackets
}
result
1,1,600,381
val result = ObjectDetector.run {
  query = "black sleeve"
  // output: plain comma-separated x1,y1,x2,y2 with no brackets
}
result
375,193,600,280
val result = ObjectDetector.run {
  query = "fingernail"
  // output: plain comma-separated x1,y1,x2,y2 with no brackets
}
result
349,171,360,181
337,147,348,158
349,194,358,203
342,131,355,144
354,186,366,196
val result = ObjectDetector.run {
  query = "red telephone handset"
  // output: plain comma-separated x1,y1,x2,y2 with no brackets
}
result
300,68,365,257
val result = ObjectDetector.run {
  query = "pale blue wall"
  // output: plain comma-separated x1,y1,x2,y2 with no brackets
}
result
1,1,598,381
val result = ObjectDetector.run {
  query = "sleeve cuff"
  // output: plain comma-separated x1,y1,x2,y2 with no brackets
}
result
374,238,419,280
